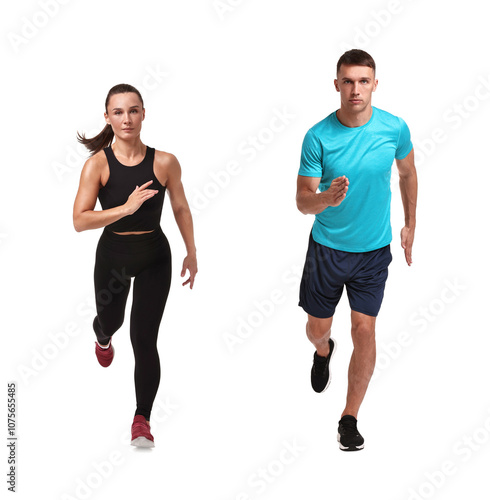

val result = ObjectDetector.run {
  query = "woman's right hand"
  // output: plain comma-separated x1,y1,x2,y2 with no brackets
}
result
124,180,159,215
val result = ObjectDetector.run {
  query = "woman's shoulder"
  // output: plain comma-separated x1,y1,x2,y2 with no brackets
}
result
154,148,177,162
85,148,108,165
153,149,181,186
82,148,108,174
154,149,180,169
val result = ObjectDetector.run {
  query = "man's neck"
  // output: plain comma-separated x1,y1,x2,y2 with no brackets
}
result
336,105,373,128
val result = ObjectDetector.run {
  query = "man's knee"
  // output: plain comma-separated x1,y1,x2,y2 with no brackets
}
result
306,316,333,341
351,313,376,344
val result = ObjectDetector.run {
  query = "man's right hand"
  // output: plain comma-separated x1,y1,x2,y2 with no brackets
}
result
124,180,159,215
324,176,349,207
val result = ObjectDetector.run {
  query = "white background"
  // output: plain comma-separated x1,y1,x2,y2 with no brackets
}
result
1,0,489,498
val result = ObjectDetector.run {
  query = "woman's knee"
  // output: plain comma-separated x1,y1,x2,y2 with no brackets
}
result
95,314,125,338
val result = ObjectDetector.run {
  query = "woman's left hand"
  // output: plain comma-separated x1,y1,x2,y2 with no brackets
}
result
181,254,198,289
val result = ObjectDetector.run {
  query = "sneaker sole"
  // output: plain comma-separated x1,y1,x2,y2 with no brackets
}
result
337,433,364,451
317,338,337,393
131,436,155,448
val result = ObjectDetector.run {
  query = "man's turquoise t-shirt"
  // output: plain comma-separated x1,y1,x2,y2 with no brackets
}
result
299,106,412,252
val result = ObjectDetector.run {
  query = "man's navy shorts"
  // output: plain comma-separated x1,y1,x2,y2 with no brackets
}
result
299,232,392,318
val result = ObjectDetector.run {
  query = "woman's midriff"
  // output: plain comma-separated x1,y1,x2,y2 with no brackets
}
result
112,230,155,235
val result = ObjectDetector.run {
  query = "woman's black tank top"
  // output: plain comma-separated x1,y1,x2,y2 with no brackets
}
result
98,145,166,232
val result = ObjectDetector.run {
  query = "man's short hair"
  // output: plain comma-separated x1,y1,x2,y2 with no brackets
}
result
337,49,376,76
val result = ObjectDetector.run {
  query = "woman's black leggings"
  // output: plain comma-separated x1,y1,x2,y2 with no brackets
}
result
92,226,171,421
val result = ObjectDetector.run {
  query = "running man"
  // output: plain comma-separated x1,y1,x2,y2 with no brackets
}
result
296,49,417,451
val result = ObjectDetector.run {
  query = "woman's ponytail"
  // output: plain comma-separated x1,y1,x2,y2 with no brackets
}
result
77,123,114,156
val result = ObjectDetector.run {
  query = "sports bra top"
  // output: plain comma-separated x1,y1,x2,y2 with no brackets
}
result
98,145,166,232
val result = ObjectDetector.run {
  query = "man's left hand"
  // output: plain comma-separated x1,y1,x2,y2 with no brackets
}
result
400,226,415,266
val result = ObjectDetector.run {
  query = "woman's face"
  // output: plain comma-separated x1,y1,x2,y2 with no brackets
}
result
104,92,145,140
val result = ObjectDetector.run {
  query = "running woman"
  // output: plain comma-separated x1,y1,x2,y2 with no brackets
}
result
296,50,417,451
73,84,197,448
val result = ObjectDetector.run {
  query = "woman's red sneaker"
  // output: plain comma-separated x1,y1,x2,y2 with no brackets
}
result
131,415,155,448
95,339,114,367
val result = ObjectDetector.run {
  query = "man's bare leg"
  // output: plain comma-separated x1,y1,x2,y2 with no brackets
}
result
305,314,333,356
341,310,377,419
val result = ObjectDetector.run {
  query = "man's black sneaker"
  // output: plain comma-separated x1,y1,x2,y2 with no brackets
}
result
337,415,364,451
311,337,336,393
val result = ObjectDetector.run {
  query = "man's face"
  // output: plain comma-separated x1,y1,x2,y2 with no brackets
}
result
334,64,378,113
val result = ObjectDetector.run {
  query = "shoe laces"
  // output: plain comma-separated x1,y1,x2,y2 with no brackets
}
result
133,421,147,432
341,418,359,434
313,354,328,373
97,340,111,351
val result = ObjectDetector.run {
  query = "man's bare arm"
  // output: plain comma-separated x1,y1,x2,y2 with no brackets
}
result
296,175,349,215
396,148,418,266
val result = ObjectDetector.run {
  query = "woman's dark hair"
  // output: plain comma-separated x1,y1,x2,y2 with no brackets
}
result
336,49,376,76
77,84,144,156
